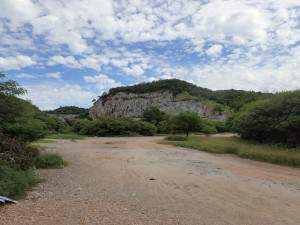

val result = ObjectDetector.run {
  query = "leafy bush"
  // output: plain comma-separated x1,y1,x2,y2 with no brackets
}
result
34,153,66,169
202,123,218,135
0,166,35,197
73,117,157,136
0,133,39,170
227,90,300,147
73,120,93,134
170,111,204,136
141,106,170,126
44,106,88,115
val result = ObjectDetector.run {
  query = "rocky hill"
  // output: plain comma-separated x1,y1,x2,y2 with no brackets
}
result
89,79,268,122
89,91,227,122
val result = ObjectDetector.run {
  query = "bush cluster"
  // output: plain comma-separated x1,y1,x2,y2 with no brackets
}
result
73,117,157,136
0,73,66,198
0,132,39,170
227,90,300,147
0,166,35,197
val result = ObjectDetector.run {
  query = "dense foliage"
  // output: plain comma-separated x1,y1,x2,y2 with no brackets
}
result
0,166,35,197
170,111,204,136
0,133,39,170
44,106,90,119
44,106,88,115
227,90,300,147
0,73,66,198
0,96,65,141
73,117,157,136
0,73,65,142
103,79,270,112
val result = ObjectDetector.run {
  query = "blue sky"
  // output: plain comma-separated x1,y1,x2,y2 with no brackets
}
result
0,0,299,110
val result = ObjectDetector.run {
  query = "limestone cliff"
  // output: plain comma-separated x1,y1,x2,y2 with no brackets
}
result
89,91,228,121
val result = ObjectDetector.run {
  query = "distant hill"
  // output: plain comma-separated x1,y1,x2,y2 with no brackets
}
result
44,106,90,119
102,79,271,112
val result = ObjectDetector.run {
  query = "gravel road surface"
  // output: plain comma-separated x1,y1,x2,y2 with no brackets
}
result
1,137,300,224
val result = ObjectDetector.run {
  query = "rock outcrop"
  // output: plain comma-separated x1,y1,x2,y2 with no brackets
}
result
89,91,228,121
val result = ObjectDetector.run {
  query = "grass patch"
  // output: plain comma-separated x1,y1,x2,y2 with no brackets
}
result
28,143,47,150
35,139,55,143
34,153,67,169
45,132,85,140
105,142,112,144
165,136,188,141
160,136,300,167
0,166,36,198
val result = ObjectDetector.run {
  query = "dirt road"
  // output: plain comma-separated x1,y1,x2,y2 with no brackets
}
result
1,137,300,224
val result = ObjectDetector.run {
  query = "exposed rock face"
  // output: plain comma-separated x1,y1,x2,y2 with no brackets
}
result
89,91,228,121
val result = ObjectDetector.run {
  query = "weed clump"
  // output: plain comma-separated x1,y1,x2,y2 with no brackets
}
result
34,153,66,169
165,136,188,141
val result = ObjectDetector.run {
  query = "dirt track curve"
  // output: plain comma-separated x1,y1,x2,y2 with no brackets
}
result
1,136,300,224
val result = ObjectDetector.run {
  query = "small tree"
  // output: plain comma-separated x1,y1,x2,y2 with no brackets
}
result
141,106,168,125
172,111,204,136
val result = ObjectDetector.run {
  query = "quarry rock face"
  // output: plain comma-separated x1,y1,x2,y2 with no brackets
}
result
89,91,228,121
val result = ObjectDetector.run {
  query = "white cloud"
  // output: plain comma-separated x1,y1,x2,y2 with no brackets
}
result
22,82,95,110
47,55,81,68
123,64,144,76
46,72,61,79
79,57,101,71
206,45,223,57
15,73,37,79
0,0,300,105
83,74,122,92
0,55,36,70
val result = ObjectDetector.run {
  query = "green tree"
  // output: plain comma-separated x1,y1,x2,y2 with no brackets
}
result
0,73,27,130
227,90,300,146
141,106,170,133
0,72,26,96
172,111,204,136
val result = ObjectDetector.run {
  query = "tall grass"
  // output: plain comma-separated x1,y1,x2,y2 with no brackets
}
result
34,153,67,169
45,132,85,140
0,166,36,198
161,136,300,167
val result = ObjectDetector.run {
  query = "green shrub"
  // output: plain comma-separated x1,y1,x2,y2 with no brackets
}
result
34,153,66,169
202,124,218,135
227,90,300,147
170,111,204,136
73,117,157,136
0,166,35,198
0,133,39,170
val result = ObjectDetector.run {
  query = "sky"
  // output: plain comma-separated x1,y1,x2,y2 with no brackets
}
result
0,0,299,110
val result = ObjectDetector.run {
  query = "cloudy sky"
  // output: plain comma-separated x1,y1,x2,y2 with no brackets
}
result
0,0,299,110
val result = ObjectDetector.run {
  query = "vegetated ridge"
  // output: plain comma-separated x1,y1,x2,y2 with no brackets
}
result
44,106,90,120
90,79,270,121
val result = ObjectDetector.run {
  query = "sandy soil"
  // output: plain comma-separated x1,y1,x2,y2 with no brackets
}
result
1,136,300,224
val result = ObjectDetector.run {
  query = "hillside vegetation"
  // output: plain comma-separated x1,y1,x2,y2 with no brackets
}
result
103,79,271,112
0,73,66,198
227,90,300,147
44,106,89,119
